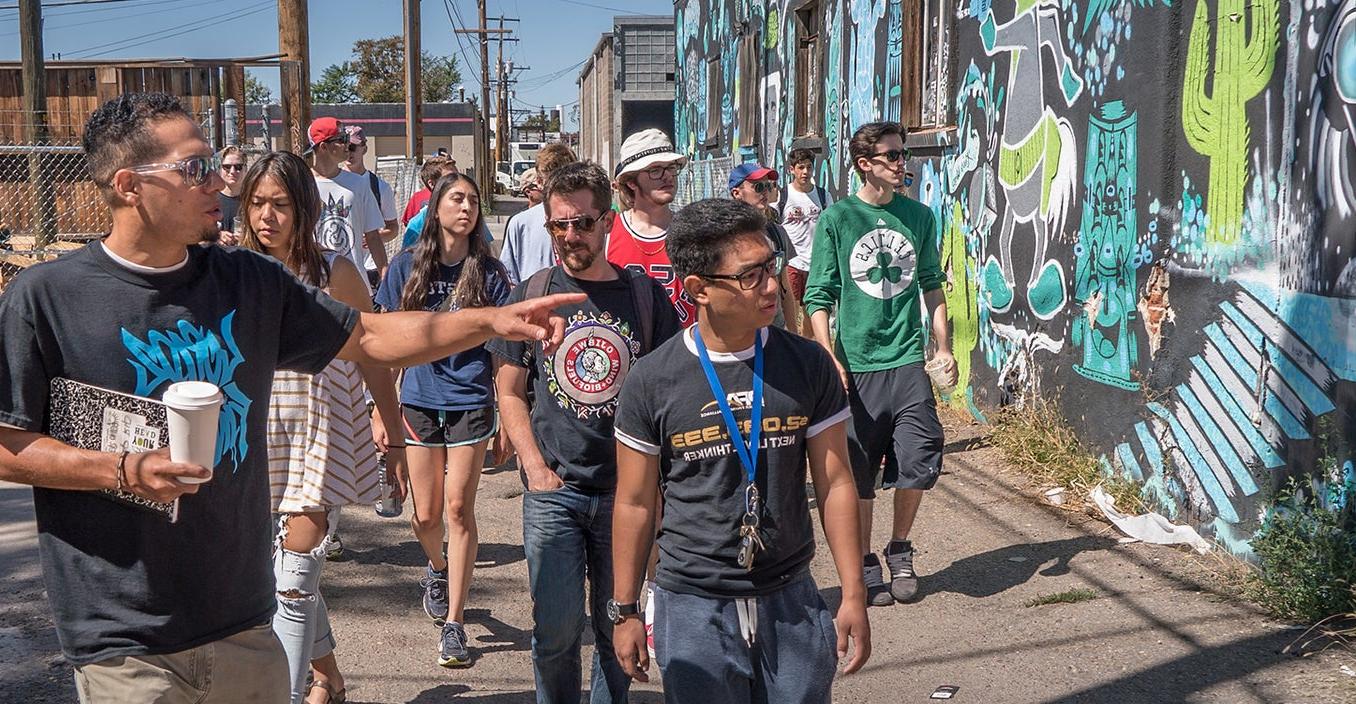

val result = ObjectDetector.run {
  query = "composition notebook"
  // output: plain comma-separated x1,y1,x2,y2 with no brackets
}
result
46,377,179,522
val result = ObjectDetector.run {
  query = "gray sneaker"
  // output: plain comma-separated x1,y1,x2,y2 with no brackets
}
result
420,564,449,624
863,554,894,607
438,621,471,667
884,540,918,603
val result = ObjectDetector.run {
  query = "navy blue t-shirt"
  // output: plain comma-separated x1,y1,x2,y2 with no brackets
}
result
375,249,510,410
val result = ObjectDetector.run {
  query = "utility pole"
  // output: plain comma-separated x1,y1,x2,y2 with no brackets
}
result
19,0,55,248
277,0,311,154
454,1,510,199
493,15,519,164
403,0,423,160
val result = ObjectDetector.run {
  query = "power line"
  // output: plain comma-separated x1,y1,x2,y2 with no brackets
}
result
554,0,652,15
0,0,162,10
0,0,222,39
441,0,483,92
63,0,273,58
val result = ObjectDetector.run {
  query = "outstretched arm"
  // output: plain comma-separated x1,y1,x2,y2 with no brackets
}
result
335,292,586,368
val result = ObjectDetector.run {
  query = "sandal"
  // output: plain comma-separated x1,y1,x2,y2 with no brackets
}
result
305,679,347,704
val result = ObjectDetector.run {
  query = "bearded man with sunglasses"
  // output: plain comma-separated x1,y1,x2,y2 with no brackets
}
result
490,162,680,704
0,93,586,704
803,121,958,609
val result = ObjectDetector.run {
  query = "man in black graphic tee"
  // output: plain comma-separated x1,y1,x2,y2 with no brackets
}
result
0,93,582,703
610,198,869,703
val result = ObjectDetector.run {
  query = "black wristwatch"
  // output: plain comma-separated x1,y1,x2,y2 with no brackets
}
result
606,598,640,625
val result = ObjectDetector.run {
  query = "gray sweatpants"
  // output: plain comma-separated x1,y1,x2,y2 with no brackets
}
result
652,573,838,704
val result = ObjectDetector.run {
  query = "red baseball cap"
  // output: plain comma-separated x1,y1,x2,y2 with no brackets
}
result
305,117,343,154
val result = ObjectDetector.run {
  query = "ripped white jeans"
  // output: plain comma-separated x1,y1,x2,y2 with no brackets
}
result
272,511,337,704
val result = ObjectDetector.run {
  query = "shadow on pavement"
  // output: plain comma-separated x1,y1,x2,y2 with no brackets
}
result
1044,629,1310,704
475,542,527,569
406,685,665,703
920,535,1119,600
346,540,429,568
463,607,531,654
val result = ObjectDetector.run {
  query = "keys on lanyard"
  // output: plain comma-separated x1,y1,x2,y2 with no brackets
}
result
693,326,767,573
737,484,766,571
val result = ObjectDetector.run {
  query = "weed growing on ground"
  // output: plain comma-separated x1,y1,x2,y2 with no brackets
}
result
1023,588,1099,607
989,398,1144,512
1248,482,1356,623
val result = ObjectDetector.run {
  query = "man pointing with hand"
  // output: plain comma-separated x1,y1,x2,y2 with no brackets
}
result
0,93,580,704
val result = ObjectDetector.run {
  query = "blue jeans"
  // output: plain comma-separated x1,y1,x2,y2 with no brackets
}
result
523,485,630,704
653,573,838,704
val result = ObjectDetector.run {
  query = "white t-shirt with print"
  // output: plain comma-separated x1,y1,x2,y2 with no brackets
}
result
782,184,832,272
314,170,384,283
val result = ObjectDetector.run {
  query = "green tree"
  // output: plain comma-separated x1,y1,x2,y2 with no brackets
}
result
245,74,273,104
311,61,359,104
351,36,461,103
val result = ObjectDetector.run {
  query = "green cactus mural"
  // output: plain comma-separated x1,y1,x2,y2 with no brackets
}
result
1181,0,1279,245
943,202,980,406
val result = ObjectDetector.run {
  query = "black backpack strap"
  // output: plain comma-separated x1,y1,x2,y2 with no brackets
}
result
519,266,557,367
813,186,828,210
367,171,381,203
617,265,656,356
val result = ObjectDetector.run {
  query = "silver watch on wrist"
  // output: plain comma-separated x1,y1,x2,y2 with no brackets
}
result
606,598,640,625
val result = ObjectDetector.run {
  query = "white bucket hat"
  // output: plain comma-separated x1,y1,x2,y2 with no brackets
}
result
614,128,688,178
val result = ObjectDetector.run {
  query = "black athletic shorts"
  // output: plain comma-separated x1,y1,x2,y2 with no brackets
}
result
846,363,944,498
400,404,497,448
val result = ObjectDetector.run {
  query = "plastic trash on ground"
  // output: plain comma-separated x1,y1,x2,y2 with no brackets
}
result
1089,485,1212,554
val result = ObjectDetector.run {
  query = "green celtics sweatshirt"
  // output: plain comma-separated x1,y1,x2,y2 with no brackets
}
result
802,194,944,372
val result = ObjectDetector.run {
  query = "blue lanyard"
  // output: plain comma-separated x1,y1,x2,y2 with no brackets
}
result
693,326,764,483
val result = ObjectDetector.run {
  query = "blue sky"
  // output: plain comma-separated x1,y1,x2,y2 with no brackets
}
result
0,0,674,129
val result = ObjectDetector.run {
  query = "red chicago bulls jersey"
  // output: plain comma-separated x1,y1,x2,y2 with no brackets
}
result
606,211,697,327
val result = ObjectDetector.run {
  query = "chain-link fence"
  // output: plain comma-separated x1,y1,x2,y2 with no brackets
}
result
674,155,735,209
375,156,420,261
0,109,217,293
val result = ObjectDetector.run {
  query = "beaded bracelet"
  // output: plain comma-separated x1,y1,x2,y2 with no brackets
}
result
115,450,130,492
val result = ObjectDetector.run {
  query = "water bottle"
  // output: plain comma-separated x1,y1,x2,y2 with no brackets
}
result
374,454,403,518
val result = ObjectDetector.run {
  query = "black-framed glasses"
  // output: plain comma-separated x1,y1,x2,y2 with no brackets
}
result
220,163,245,173
643,163,682,180
545,214,602,235
871,148,911,163
699,251,785,290
128,155,220,187
752,180,778,195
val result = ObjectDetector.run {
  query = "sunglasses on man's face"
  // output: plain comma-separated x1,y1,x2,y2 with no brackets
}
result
545,214,602,235
128,154,220,187
751,180,777,194
871,148,912,163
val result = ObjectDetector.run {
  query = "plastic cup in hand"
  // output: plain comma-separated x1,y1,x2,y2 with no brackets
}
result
925,357,957,395
162,381,223,484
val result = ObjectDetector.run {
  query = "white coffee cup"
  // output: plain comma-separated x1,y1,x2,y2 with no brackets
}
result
162,381,223,484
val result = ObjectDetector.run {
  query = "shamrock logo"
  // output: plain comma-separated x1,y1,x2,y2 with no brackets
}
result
866,251,903,284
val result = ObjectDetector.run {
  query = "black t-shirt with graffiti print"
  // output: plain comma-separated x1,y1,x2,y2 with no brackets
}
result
0,242,357,665
614,326,851,598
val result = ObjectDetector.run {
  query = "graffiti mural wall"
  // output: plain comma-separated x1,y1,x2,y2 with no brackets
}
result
673,0,1355,557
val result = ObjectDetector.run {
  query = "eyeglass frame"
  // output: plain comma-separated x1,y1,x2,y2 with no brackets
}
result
640,162,683,180
869,147,912,163
697,250,786,291
126,154,220,187
544,213,605,235
219,162,246,173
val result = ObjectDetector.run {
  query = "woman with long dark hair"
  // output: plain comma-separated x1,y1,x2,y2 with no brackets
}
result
373,173,510,668
238,151,406,704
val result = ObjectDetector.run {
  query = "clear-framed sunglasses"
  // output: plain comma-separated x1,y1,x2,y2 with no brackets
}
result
127,155,220,187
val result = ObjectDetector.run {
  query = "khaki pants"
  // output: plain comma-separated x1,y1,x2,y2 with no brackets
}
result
74,624,289,704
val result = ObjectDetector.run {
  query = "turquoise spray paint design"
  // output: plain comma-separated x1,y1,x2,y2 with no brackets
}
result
1073,100,1143,390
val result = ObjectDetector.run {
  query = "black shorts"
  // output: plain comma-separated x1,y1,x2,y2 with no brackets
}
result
846,364,944,498
400,404,497,448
